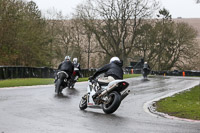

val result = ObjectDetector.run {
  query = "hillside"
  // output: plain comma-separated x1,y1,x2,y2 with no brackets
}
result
174,18,200,70
174,18,200,39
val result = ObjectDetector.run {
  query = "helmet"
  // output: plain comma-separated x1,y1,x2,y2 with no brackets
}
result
110,57,120,63
65,56,71,60
73,58,78,64
144,62,147,64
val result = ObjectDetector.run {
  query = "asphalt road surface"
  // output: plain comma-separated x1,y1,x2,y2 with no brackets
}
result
0,76,200,133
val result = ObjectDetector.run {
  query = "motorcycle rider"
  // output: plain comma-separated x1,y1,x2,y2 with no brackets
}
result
73,58,81,78
57,56,74,80
142,62,151,79
89,57,123,99
143,62,150,70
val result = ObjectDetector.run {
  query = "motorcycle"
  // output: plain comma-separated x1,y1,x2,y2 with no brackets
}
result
68,68,80,88
79,78,130,114
142,67,150,79
55,71,70,94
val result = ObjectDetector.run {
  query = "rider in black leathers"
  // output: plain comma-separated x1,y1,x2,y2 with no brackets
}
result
143,62,150,70
90,57,123,81
57,56,74,80
89,57,123,99
142,62,150,79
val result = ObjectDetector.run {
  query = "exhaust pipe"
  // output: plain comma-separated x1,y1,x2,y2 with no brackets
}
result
98,84,118,97
121,90,130,101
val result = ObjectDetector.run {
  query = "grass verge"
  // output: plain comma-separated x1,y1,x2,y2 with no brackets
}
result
0,74,141,88
155,85,200,120
0,78,54,88
124,74,141,79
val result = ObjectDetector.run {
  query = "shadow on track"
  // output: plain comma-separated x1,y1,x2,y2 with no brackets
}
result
54,93,69,99
80,109,126,120
141,78,150,82
65,88,79,96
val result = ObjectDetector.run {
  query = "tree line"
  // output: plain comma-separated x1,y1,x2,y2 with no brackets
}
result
0,0,51,67
0,0,199,70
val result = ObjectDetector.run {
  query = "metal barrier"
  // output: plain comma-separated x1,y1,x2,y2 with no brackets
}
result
0,66,97,80
0,66,55,80
2,66,198,80
151,70,200,76
80,69,97,78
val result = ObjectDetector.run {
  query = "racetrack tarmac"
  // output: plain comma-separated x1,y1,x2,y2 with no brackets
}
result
0,76,200,133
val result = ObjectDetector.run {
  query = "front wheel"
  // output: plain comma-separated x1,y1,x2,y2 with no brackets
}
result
68,80,75,89
70,82,75,89
102,91,121,114
143,74,147,79
79,94,88,110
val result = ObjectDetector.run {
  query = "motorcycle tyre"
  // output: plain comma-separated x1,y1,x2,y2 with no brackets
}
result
102,91,121,114
79,94,87,110
55,79,62,94
143,74,147,79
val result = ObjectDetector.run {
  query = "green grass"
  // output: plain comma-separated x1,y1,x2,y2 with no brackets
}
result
0,74,141,88
123,74,141,79
77,77,89,82
0,78,54,88
155,85,200,120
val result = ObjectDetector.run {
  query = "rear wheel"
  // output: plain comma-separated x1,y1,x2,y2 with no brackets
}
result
79,94,88,110
143,74,147,79
102,91,121,114
55,79,62,94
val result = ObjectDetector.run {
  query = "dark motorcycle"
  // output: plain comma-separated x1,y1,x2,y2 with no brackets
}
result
55,71,70,94
142,68,150,79
68,68,80,88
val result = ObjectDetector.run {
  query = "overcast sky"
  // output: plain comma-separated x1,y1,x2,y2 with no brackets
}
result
28,0,200,18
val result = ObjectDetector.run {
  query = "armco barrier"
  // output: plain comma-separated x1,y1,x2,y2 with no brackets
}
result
2,66,199,80
81,69,96,78
0,66,55,80
0,66,97,80
151,70,200,76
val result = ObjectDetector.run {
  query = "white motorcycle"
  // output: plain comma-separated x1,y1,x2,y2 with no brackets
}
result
79,78,130,114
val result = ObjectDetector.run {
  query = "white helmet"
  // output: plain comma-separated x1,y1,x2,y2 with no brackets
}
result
144,62,147,64
65,56,71,60
73,58,77,63
110,57,120,63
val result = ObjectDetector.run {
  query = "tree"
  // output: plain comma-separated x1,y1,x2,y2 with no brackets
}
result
152,8,173,70
75,0,159,65
136,8,199,70
69,18,87,68
0,0,52,67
